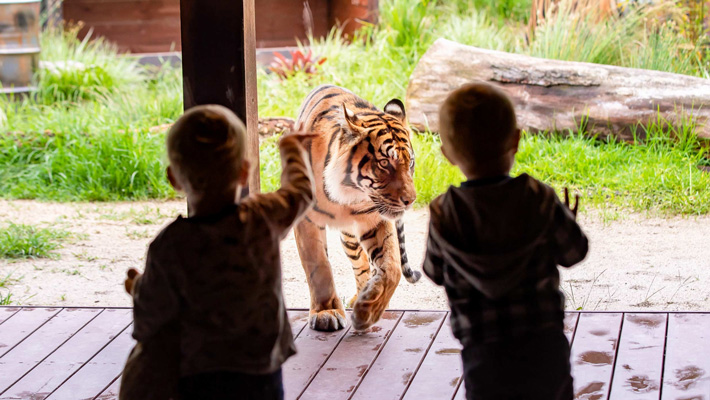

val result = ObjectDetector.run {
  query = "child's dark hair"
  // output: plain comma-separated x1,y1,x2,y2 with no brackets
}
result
439,82,517,165
167,105,246,192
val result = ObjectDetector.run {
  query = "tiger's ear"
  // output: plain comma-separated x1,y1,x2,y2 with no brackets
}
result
384,99,406,122
342,104,367,137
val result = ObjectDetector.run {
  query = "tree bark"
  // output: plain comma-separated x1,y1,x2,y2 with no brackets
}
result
406,38,710,141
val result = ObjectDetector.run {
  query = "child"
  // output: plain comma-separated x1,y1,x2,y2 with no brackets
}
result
120,104,315,400
423,83,588,400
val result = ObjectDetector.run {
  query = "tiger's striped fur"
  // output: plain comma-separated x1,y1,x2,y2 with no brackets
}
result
294,85,420,331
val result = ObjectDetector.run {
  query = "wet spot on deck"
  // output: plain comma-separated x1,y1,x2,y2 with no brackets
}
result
574,381,605,400
577,351,613,365
627,315,664,328
382,312,399,320
623,364,633,371
370,326,382,333
609,338,618,350
403,314,439,328
405,347,422,353
590,329,609,336
450,377,460,387
402,371,413,385
357,364,368,377
625,375,658,393
373,343,382,351
17,392,51,400
672,366,705,390
315,335,328,342
435,348,461,355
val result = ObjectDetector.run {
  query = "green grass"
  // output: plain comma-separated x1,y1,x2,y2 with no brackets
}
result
0,223,70,259
1,1,709,216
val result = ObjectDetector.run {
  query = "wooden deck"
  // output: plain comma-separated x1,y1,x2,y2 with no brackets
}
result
0,308,708,399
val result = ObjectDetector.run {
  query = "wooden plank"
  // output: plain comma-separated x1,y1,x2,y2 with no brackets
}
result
2,309,132,399
0,308,19,326
298,311,402,400
608,313,667,400
570,313,623,400
351,311,446,400
0,308,60,358
283,314,352,400
402,318,463,400
0,308,100,394
288,310,310,339
46,324,134,400
661,313,710,400
565,312,580,344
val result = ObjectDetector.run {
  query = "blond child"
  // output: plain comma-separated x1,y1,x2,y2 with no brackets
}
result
423,83,588,400
120,104,315,400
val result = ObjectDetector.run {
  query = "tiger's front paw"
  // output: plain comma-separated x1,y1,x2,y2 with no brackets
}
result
309,308,347,331
351,281,387,331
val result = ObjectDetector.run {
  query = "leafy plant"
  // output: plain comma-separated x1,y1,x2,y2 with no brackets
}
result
268,49,327,80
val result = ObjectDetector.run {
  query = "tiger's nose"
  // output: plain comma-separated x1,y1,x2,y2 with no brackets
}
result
401,194,415,207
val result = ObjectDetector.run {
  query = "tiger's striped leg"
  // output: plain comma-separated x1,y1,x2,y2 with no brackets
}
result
295,217,347,331
340,232,370,308
351,220,401,330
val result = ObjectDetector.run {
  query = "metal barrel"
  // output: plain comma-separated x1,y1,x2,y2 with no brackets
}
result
0,0,40,95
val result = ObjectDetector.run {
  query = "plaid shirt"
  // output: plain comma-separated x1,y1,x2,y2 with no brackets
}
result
423,174,588,347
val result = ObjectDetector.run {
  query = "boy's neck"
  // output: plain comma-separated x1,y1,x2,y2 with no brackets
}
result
187,188,240,218
463,169,511,181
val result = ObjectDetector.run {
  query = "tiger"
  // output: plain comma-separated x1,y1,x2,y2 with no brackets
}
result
294,85,421,332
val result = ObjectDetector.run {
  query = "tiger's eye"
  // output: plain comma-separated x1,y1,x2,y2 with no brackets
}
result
378,159,389,169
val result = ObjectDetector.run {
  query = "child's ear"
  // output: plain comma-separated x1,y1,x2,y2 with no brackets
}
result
441,145,455,166
167,166,182,191
238,160,250,186
510,128,521,154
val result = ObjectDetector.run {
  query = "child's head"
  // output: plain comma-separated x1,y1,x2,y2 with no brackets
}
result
439,82,520,179
166,105,249,199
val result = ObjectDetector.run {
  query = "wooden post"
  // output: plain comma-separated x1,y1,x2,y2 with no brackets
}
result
179,0,260,194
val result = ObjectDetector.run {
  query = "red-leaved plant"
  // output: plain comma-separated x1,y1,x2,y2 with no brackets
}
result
268,49,327,80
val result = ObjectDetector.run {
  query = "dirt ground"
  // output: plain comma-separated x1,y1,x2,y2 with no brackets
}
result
1,199,709,312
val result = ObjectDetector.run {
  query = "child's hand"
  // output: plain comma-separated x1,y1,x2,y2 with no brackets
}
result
564,187,580,219
124,268,142,295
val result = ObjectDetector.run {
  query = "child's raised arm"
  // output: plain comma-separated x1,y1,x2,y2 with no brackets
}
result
553,188,588,268
244,132,316,238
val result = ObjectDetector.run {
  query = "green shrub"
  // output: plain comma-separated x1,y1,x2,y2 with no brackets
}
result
36,27,143,103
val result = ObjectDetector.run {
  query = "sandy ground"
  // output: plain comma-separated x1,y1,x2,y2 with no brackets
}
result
1,199,709,312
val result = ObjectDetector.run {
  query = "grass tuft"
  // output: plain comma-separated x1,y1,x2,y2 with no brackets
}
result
0,223,70,259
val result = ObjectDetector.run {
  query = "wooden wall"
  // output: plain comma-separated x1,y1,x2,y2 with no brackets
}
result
61,0,378,53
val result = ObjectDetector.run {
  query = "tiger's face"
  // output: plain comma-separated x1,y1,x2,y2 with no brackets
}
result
324,99,416,220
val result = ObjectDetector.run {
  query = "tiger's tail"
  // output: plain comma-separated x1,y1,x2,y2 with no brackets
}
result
396,219,422,283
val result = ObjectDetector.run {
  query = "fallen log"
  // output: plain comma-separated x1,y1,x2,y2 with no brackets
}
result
406,38,710,141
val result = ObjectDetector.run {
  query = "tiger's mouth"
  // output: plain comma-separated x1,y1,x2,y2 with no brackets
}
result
379,207,405,220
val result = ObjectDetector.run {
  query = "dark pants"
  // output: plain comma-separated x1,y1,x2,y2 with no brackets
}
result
178,369,283,400
461,329,573,400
